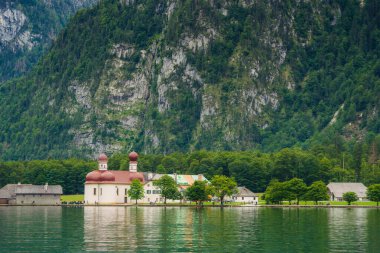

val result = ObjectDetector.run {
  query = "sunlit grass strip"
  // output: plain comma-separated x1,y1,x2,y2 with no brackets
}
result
61,195,84,202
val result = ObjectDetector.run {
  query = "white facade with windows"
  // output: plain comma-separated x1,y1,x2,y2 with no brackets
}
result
84,152,207,205
226,186,258,205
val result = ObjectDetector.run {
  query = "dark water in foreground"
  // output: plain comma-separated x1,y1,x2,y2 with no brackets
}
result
0,206,379,252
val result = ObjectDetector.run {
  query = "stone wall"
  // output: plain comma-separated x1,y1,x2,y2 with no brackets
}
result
16,194,61,205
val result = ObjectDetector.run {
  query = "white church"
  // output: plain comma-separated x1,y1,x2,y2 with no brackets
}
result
84,152,208,204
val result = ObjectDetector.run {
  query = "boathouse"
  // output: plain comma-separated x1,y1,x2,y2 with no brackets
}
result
0,183,62,205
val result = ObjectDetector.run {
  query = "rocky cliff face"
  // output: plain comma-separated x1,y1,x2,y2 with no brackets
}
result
0,8,33,51
0,0,379,160
0,0,98,81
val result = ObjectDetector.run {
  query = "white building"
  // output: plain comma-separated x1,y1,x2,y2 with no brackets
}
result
327,182,367,201
84,152,208,204
226,186,258,205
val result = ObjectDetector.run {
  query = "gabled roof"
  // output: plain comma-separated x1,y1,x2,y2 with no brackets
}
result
327,182,367,198
0,184,62,198
233,186,256,197
0,184,19,199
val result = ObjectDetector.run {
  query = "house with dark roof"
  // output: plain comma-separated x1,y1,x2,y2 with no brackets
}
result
0,183,62,205
327,182,367,201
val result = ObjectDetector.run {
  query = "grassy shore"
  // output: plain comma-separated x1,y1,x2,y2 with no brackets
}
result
61,195,84,202
277,201,379,206
60,195,378,206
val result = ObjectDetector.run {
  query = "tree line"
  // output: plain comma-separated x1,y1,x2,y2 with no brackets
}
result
264,178,380,206
0,146,379,194
264,179,330,205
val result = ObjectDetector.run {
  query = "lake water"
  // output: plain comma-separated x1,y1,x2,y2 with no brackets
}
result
0,206,379,252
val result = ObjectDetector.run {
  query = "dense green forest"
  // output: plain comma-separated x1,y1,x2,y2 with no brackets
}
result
0,0,378,160
1,133,379,194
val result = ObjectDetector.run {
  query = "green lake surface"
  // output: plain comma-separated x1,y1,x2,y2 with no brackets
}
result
0,206,379,252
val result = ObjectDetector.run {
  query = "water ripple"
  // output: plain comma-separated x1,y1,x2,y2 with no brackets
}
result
0,206,378,252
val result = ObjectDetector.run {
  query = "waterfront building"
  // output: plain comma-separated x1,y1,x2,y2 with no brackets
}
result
327,182,367,201
226,186,258,204
84,152,208,204
0,183,62,205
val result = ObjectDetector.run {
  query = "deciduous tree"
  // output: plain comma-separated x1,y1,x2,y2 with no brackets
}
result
128,179,144,204
210,175,238,205
185,181,210,205
264,180,290,204
367,184,380,206
153,175,180,204
304,181,329,205
285,178,307,205
343,192,358,205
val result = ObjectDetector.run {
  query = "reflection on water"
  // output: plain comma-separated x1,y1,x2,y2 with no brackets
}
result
0,206,379,252
328,208,368,252
0,206,63,252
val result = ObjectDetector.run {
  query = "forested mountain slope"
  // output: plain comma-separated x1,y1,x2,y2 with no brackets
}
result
0,0,379,160
0,0,98,81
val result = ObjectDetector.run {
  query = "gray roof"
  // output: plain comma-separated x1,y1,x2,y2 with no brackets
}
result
327,182,367,198
0,184,19,199
233,187,256,197
0,184,62,198
15,185,63,195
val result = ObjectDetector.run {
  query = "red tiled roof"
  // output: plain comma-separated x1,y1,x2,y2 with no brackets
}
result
85,170,145,184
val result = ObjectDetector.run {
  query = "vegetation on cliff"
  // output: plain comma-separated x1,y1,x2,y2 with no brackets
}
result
0,0,379,161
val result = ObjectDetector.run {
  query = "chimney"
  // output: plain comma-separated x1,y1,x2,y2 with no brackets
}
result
198,174,203,181
44,183,48,191
174,173,177,183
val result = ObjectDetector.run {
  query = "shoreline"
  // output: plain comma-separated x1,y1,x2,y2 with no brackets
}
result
0,204,379,208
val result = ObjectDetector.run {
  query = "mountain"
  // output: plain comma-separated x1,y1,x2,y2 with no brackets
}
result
0,0,379,160
0,0,98,82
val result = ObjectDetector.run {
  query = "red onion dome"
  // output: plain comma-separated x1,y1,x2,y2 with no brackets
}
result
98,153,108,161
86,170,102,181
100,171,115,181
129,151,138,162
130,173,143,182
